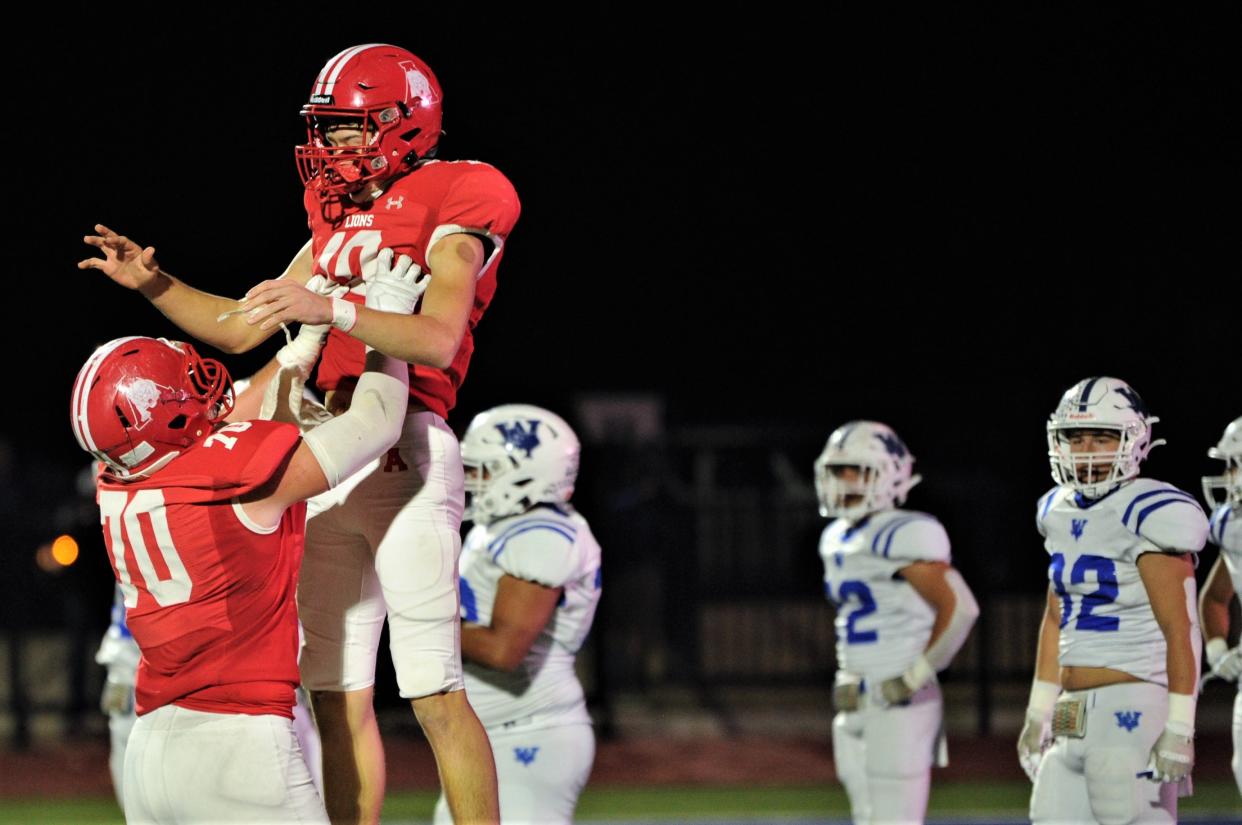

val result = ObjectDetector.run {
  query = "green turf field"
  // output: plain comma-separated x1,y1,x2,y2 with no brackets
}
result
0,781,1238,824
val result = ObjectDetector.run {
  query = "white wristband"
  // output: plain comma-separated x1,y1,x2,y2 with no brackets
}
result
904,655,936,691
330,297,357,333
1166,692,1195,736
1027,679,1059,720
1205,637,1229,669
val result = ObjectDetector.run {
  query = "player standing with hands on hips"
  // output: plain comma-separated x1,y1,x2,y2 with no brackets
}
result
815,421,979,825
81,43,519,824
1020,377,1208,825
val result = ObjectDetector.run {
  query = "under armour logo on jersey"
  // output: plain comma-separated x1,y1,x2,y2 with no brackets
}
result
386,195,404,210
1071,519,1087,540
874,432,908,458
495,420,541,457
514,747,539,766
1115,711,1142,732
383,447,408,473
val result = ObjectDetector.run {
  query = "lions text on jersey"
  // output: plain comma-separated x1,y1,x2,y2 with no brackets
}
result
458,505,602,729
819,509,951,683
1036,479,1209,685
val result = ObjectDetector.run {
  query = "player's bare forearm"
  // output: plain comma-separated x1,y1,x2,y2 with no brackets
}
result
461,576,561,672
460,624,523,672
1139,552,1199,696
144,270,280,354
1034,589,1062,684
1199,556,1235,641
345,307,464,369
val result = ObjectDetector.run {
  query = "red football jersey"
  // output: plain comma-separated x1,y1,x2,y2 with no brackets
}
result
308,159,521,419
96,420,306,718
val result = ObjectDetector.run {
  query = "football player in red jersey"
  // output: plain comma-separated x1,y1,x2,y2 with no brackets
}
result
68,257,422,824
81,44,516,824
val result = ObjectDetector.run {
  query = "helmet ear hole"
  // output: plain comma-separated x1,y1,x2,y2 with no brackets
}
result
167,415,188,430
114,407,133,429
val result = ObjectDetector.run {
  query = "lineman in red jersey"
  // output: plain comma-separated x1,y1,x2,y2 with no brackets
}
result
69,259,421,824
81,44,517,824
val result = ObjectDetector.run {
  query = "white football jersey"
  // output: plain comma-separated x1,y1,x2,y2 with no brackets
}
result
459,505,602,730
1036,478,1209,686
819,508,951,682
1209,503,1242,596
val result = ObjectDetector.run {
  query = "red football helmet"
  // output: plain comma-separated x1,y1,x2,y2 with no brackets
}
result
70,337,234,479
296,44,443,200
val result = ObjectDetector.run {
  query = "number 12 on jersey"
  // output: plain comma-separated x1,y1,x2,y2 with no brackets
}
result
1049,552,1119,632
825,580,879,644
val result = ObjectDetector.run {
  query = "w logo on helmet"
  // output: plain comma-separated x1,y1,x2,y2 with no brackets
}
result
1114,386,1149,417
874,432,908,458
1115,711,1142,732
495,420,541,458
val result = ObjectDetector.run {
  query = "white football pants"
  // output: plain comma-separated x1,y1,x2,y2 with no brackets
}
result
832,681,944,825
1030,682,1178,825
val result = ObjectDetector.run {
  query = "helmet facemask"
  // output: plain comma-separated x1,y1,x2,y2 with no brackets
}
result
813,422,921,521
1047,422,1151,499
1202,420,1242,508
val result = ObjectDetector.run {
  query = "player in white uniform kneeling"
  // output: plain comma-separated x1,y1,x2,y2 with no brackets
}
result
814,421,979,825
1197,416,1242,795
1020,377,1209,825
433,405,601,825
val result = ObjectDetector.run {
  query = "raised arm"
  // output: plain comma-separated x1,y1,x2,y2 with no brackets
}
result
237,252,426,525
80,225,313,354
240,233,482,367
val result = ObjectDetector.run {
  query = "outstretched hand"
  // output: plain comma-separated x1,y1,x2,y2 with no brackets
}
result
79,224,161,291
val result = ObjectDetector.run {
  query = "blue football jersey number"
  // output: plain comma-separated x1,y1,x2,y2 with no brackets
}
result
826,580,879,644
1050,553,1119,632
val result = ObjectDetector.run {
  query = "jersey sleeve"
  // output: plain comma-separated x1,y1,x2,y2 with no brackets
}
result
489,520,578,588
426,164,521,275
876,514,951,563
1035,487,1061,538
1119,484,1208,557
151,420,302,502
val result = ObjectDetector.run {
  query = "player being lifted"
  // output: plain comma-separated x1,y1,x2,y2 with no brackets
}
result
81,43,519,824
814,421,979,825
1020,377,1208,825
69,256,423,823
435,405,602,824
1198,416,1242,794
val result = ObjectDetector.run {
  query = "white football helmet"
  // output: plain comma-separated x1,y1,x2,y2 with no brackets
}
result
1202,416,1242,509
813,421,921,520
460,404,580,524
1047,376,1164,499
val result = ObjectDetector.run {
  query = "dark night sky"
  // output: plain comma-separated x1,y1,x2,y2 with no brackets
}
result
3,3,1239,612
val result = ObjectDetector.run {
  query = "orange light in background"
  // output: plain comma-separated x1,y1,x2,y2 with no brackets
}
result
52,535,80,567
